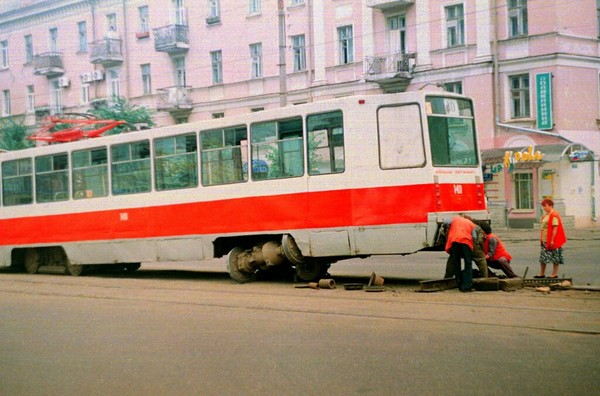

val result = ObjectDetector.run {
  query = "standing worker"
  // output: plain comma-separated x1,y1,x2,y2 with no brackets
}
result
445,215,477,292
535,199,567,278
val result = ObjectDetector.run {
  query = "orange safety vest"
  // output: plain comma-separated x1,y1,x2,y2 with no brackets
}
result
483,233,512,261
542,210,567,250
445,216,475,253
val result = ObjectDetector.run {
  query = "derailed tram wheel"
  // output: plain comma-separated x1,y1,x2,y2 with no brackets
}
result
227,247,254,283
24,249,40,274
295,260,330,282
66,262,84,276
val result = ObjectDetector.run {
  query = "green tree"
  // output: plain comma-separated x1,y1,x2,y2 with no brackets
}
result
0,118,34,150
89,96,155,135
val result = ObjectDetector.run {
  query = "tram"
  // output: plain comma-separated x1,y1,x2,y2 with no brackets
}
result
0,92,487,282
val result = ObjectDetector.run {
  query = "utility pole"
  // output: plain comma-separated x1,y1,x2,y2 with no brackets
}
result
278,0,288,107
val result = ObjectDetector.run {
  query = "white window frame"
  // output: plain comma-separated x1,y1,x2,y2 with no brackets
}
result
50,79,62,115
508,0,528,38
509,73,530,119
387,15,406,54
173,0,186,25
292,34,306,72
337,25,354,65
2,90,10,117
80,82,90,105
78,21,87,52
208,0,220,18
211,50,223,84
290,0,304,5
27,85,35,112
107,67,121,98
106,13,118,32
250,43,262,79
0,40,8,68
49,27,59,52
443,81,463,94
445,3,465,47
173,56,186,86
25,35,33,63
249,0,261,15
139,6,149,33
141,63,152,95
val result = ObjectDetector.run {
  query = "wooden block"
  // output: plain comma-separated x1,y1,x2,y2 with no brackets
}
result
472,277,499,291
499,278,524,291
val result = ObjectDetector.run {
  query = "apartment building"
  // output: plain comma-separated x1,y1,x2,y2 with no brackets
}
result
0,0,599,228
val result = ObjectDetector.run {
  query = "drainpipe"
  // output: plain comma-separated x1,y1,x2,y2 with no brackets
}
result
592,159,597,222
492,0,500,135
278,0,288,107
122,0,131,99
307,0,314,102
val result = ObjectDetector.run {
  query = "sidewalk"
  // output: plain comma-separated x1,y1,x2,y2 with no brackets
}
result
494,227,600,242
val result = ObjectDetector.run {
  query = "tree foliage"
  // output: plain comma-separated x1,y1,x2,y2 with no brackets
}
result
88,96,155,135
0,118,34,151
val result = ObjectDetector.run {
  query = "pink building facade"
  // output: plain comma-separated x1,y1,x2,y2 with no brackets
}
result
1,0,599,228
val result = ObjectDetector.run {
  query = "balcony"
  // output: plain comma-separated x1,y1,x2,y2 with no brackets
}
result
32,52,64,76
366,0,414,10
364,52,416,92
157,86,192,113
153,25,189,54
90,38,123,66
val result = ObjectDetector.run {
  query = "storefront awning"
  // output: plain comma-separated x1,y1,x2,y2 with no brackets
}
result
481,143,595,165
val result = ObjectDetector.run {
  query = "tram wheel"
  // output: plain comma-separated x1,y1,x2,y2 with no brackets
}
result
66,262,84,276
124,263,141,272
227,247,254,283
24,249,40,274
295,260,330,282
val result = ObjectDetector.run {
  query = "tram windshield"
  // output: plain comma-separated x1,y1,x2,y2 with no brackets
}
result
426,96,478,166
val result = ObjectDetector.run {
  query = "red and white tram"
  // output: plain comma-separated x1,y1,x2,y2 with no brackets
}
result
0,92,487,282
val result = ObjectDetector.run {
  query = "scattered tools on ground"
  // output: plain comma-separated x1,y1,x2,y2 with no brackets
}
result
295,272,386,292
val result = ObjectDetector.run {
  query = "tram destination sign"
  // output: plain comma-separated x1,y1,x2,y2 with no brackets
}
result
536,72,553,130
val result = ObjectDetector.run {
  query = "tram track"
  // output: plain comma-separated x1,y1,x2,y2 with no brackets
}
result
1,272,599,336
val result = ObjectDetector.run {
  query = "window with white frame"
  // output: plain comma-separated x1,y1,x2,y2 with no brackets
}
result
445,4,464,47
209,0,220,18
508,0,528,37
337,25,354,65
211,50,222,84
290,0,304,5
49,27,58,52
173,56,186,86
173,0,186,25
513,172,533,210
25,35,33,63
27,85,35,112
443,81,463,94
141,64,152,95
387,15,406,54
2,90,10,116
107,68,121,97
78,21,87,52
292,34,306,72
250,43,262,78
106,13,117,32
139,6,149,33
249,0,260,14
0,40,8,68
510,74,530,118
80,82,90,104
597,0,600,38
50,79,62,114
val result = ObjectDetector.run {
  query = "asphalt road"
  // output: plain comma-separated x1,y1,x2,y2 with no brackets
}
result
1,258,599,396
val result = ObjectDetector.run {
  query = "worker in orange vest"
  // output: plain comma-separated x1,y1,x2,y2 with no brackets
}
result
444,215,477,292
479,223,518,278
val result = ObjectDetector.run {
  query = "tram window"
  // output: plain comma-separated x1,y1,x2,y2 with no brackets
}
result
251,117,303,180
200,126,248,186
1,158,33,206
426,97,477,166
378,104,425,169
111,140,151,195
155,133,198,191
35,153,69,203
307,110,345,175
72,147,108,199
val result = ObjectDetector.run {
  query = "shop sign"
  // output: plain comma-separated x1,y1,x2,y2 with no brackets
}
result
536,73,553,130
487,146,544,174
568,150,594,162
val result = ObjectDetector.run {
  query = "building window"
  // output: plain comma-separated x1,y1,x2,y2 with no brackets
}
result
446,4,465,47
49,27,58,52
50,79,62,115
290,0,304,5
508,0,528,37
387,15,406,54
1,40,8,68
443,81,463,94
141,64,152,95
250,43,262,78
173,57,186,86
211,50,222,84
212,112,224,119
139,6,149,33
107,68,121,97
106,13,117,32
292,34,306,72
597,0,600,38
513,172,533,210
209,0,220,18
249,0,261,15
251,107,264,112
81,83,90,104
27,85,35,112
78,21,87,52
510,74,530,118
2,90,10,116
173,0,186,25
337,25,354,65
25,35,33,63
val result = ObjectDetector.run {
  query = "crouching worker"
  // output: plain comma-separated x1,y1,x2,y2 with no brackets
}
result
479,223,518,278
